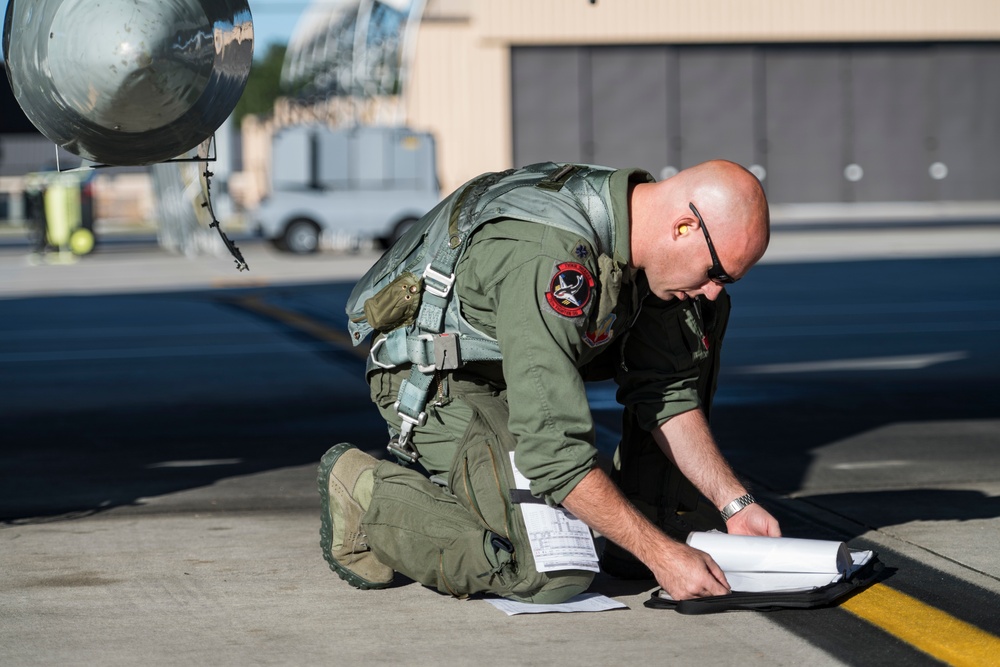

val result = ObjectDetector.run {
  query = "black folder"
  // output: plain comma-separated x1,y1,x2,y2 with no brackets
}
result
644,553,883,614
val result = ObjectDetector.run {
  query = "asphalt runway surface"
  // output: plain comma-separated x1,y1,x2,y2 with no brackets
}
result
1,228,999,666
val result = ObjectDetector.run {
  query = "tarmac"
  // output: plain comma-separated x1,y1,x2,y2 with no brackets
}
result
2,218,1000,666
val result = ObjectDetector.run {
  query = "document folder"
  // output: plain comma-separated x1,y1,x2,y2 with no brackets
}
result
644,532,883,614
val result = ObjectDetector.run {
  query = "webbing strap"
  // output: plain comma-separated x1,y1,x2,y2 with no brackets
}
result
370,331,502,372
391,164,612,462
562,170,614,254
396,371,434,422
394,170,514,459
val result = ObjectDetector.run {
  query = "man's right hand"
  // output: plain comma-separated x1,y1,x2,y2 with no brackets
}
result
562,468,732,599
651,541,730,600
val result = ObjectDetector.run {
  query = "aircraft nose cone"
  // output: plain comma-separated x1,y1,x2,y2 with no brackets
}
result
3,0,253,165
47,1,215,133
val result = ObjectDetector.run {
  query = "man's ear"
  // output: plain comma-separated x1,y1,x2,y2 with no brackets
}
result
673,215,694,239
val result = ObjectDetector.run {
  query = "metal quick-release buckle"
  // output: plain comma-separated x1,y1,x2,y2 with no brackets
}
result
387,408,425,464
415,333,461,373
422,263,455,298
393,403,427,429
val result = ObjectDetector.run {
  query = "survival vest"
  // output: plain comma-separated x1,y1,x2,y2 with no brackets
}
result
345,162,622,462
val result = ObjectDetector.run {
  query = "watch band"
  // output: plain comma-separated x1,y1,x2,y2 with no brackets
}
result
720,493,756,521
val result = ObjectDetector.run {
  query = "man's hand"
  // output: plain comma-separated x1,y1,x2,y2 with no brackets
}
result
562,468,733,600
650,540,730,600
725,503,781,537
654,411,783,538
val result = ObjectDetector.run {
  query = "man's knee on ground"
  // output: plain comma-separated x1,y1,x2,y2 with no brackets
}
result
506,569,595,604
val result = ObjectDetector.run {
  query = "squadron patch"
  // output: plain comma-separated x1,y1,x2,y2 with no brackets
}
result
583,314,616,347
545,262,594,318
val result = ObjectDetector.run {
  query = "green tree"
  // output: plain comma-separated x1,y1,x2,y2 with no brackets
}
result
234,44,287,124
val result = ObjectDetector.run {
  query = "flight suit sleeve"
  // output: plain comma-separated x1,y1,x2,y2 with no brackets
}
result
461,224,600,506
615,296,710,432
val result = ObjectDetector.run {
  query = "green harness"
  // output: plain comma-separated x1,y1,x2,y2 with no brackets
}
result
346,162,618,463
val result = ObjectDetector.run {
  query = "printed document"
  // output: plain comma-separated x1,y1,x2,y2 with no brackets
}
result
509,453,600,573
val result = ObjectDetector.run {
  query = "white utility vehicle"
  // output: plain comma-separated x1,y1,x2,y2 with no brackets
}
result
253,125,440,253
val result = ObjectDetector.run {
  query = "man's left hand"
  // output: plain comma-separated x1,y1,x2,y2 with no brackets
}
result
725,503,781,537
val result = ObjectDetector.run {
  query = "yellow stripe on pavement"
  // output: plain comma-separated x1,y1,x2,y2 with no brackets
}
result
841,583,1000,667
228,295,368,359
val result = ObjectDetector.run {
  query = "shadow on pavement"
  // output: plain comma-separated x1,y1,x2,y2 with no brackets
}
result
0,394,387,523
2,256,999,535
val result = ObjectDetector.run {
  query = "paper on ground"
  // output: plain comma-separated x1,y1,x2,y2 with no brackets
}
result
484,592,628,616
658,532,874,598
509,453,600,573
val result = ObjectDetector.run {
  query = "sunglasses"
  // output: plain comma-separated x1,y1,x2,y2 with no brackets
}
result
688,202,735,285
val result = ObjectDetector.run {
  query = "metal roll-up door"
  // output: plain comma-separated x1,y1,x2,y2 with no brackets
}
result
933,43,1000,201
847,47,935,202
676,46,758,170
763,47,847,203
512,47,585,167
589,46,676,178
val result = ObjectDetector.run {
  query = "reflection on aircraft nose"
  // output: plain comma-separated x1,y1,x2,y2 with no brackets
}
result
3,0,253,165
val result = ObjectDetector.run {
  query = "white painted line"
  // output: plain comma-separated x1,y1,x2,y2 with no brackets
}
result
831,460,913,471
733,351,968,374
0,342,331,363
146,459,244,469
729,322,999,339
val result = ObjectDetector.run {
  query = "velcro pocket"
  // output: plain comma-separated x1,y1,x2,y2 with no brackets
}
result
363,271,423,333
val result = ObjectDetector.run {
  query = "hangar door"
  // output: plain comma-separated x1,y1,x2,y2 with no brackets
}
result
511,45,760,181
512,43,1000,204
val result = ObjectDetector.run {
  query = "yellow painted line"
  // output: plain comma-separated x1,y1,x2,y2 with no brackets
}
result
841,583,1000,666
228,295,368,359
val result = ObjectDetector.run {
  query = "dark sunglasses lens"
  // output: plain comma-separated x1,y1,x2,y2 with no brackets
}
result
708,266,735,284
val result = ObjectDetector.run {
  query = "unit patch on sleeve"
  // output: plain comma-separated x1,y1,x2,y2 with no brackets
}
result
583,313,616,347
545,261,594,318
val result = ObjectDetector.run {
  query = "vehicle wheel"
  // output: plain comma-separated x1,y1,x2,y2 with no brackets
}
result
386,217,419,248
282,218,321,254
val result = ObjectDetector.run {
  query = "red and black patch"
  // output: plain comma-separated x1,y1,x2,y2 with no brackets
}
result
545,262,594,318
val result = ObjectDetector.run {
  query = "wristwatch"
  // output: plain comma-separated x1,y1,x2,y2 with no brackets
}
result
720,493,756,521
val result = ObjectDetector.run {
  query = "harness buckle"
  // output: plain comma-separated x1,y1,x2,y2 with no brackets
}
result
415,334,437,373
414,333,461,373
387,412,424,464
387,434,420,464
422,263,455,298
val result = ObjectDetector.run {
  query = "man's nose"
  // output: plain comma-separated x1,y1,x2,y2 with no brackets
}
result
701,281,724,301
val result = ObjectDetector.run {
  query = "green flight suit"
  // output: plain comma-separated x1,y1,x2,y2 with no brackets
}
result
360,168,729,603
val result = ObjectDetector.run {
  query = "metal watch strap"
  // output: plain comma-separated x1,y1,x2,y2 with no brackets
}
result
720,493,756,521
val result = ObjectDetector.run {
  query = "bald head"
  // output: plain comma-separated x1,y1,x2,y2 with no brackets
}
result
629,160,770,301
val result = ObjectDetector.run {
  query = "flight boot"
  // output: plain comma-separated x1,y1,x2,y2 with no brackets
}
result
317,443,393,589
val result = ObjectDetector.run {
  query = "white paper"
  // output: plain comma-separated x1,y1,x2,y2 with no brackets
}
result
654,532,875,597
509,453,600,573
721,571,846,593
686,531,853,574
484,592,628,616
